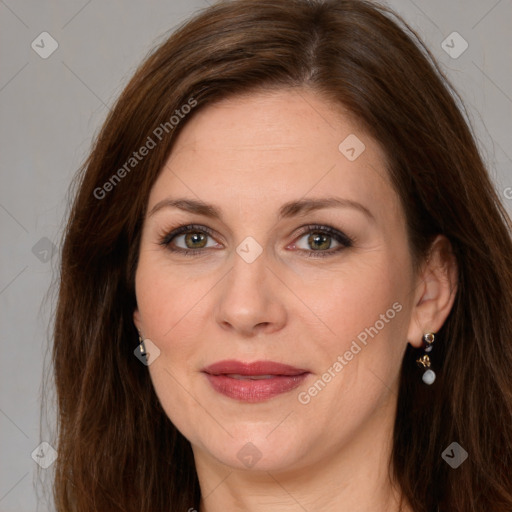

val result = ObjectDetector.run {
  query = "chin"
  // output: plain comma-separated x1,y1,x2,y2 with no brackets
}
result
196,429,309,473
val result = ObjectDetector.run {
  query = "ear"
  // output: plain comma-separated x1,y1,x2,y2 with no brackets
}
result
407,235,458,347
133,308,143,335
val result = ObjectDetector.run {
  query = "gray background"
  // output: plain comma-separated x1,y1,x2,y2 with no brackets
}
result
0,0,511,511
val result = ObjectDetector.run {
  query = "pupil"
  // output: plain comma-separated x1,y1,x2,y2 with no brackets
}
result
309,233,330,250
185,232,207,249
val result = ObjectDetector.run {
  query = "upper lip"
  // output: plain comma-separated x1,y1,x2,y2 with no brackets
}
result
202,360,309,376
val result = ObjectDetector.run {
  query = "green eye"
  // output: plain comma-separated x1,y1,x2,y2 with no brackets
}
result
160,224,218,254
292,225,353,258
160,223,353,258
182,231,208,249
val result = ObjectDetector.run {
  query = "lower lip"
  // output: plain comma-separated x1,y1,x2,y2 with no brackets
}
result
204,373,309,402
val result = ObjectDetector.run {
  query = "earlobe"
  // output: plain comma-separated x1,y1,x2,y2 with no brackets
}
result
407,235,458,347
133,308,142,333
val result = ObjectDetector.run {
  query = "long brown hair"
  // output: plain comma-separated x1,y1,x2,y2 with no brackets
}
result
51,0,512,510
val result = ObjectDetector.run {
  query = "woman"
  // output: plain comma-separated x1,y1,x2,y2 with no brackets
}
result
52,0,512,510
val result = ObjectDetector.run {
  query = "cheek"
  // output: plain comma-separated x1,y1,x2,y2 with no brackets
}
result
135,260,207,438
319,253,409,342
136,278,204,386
135,247,208,339
311,251,412,412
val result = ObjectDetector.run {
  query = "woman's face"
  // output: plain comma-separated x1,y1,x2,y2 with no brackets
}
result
134,88,418,473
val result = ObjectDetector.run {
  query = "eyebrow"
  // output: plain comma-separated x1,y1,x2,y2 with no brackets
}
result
148,196,374,221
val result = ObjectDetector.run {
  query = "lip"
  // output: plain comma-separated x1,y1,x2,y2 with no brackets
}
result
203,360,308,376
202,360,310,402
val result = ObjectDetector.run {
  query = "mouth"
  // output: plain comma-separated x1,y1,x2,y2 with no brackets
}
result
202,360,310,402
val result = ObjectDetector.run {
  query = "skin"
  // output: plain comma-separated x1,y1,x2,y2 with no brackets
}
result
133,88,457,512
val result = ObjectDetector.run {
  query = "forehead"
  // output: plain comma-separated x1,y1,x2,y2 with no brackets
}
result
148,88,398,219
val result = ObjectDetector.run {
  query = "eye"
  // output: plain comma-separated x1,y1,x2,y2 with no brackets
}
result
159,224,220,255
291,225,353,258
158,223,353,258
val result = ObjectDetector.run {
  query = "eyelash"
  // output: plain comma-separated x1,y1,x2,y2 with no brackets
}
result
158,223,354,259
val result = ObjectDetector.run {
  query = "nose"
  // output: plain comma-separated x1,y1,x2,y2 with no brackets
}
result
214,247,287,337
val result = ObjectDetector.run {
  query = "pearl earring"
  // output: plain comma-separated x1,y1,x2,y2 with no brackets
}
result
416,332,436,385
